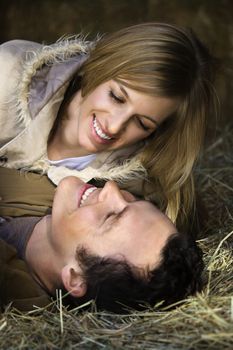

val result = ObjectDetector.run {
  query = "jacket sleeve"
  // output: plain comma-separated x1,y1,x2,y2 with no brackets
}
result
0,40,42,146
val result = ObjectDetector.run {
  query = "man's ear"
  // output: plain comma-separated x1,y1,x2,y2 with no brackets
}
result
61,264,87,298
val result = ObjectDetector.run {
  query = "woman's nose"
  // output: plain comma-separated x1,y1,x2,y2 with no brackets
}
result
107,111,131,136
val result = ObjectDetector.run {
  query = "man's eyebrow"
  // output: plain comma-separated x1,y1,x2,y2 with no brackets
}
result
118,83,159,127
101,206,130,234
113,205,130,225
101,200,147,234
112,199,148,224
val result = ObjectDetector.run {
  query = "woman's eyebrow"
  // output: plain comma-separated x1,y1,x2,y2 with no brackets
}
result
138,115,159,126
119,84,129,98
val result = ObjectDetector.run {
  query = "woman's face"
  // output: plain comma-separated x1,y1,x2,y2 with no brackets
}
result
65,80,180,155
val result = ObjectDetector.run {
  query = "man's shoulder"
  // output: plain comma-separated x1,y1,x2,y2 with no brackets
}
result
0,236,51,312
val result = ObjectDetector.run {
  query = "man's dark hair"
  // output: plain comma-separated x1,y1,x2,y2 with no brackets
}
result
64,232,204,313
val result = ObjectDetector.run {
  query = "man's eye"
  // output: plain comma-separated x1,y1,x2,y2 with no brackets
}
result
109,90,125,104
104,212,115,221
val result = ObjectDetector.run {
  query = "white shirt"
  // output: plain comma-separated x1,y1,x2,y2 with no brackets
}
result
48,154,96,170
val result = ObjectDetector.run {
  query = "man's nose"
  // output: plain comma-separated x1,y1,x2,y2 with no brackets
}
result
98,181,127,206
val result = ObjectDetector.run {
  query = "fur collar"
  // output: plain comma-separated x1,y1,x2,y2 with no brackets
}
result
16,36,93,127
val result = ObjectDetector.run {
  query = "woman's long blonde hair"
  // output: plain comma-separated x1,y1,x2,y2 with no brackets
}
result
78,23,217,226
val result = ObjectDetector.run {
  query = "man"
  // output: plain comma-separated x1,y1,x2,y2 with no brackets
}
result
0,170,203,313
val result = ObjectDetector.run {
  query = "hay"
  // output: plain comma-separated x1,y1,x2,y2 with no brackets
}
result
0,125,233,350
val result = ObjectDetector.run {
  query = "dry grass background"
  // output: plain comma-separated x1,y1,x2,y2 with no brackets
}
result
0,125,232,350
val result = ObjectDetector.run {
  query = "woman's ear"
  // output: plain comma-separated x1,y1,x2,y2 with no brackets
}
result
61,264,87,297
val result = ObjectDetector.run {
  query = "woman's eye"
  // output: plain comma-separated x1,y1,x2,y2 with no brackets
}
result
109,90,125,104
136,117,151,132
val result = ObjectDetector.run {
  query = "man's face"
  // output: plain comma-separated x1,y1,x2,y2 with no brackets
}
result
51,177,176,271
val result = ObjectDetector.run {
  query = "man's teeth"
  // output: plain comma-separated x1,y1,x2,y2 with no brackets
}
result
80,187,97,207
93,117,112,140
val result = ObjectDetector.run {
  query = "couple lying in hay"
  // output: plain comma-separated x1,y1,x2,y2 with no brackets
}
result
0,22,229,317
0,22,217,314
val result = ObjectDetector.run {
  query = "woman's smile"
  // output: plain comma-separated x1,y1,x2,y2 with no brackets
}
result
91,115,115,144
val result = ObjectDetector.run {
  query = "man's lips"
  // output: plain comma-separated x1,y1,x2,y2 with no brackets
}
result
78,184,97,207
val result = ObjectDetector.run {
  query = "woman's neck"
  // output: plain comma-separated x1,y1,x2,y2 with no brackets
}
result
47,122,91,159
47,102,94,159
47,90,93,160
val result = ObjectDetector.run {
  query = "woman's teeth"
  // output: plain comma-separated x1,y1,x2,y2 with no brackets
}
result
93,117,112,140
80,187,97,207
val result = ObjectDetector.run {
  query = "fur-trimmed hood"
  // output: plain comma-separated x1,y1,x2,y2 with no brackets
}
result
15,37,93,127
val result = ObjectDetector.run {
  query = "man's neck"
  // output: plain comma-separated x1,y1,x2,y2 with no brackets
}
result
25,215,61,294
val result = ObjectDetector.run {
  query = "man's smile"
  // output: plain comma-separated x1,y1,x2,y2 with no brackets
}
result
79,186,97,207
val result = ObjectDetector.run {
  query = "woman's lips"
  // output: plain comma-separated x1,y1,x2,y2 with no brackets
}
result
91,115,115,145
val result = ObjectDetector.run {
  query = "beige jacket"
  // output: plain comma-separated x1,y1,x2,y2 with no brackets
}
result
0,39,148,196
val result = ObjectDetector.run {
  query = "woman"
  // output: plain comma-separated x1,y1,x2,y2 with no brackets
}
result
0,23,217,228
